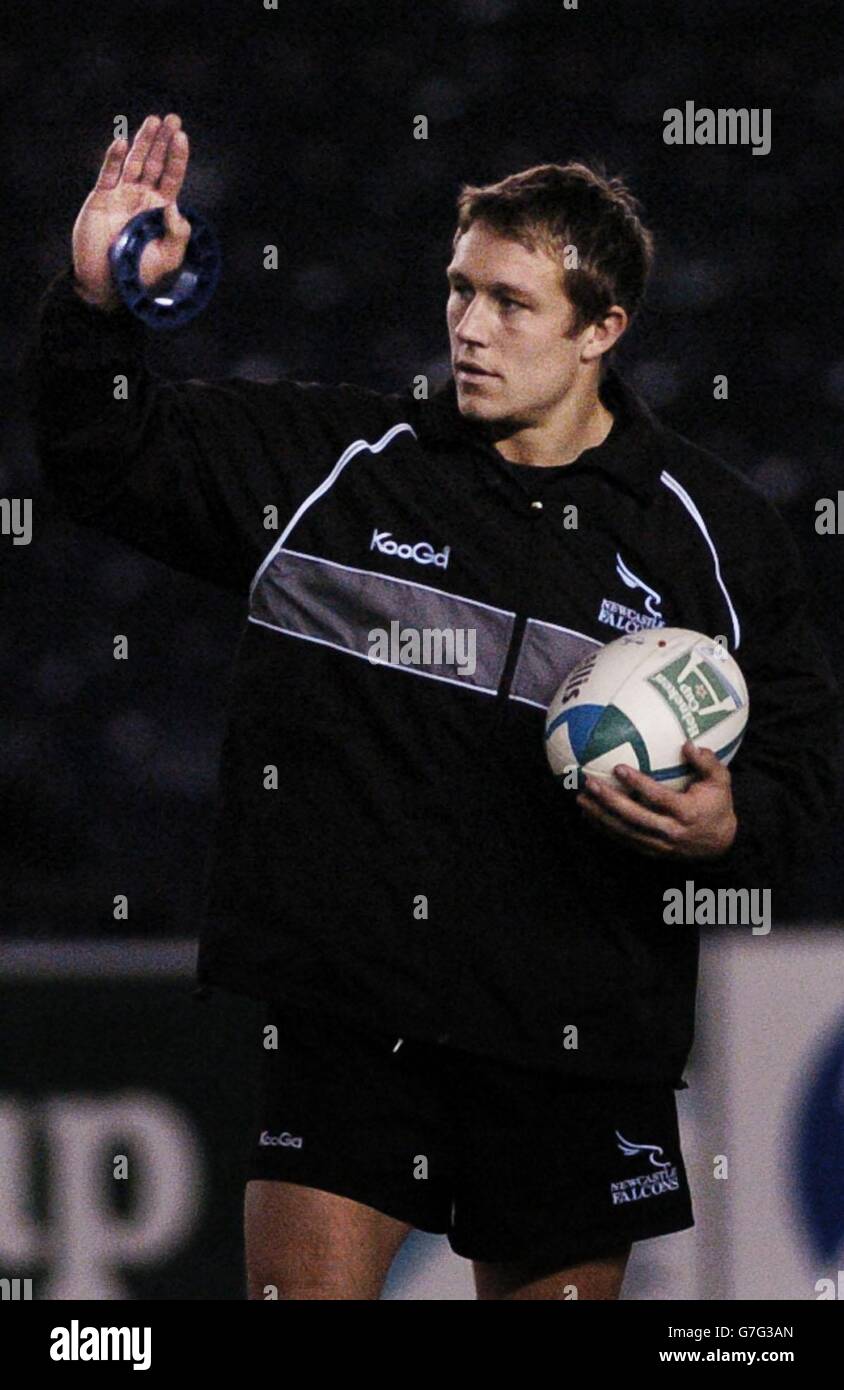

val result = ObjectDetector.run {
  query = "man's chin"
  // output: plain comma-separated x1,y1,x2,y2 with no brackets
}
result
456,390,502,419
457,398,519,444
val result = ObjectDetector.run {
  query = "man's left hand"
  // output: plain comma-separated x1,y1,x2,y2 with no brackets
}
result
576,741,738,862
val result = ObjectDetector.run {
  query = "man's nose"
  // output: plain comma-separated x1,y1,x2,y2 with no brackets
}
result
454,296,492,343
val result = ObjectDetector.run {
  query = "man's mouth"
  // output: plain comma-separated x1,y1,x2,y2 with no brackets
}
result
455,361,496,378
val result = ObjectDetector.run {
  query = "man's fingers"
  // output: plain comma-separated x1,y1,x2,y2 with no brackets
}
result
158,129,190,201
587,773,692,832
610,764,694,818
121,115,162,183
139,112,182,188
597,772,689,822
578,795,673,856
683,742,731,784
94,137,128,191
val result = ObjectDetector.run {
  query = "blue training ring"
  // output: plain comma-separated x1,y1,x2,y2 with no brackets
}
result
107,204,221,330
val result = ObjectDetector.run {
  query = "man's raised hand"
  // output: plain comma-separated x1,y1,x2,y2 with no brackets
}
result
72,114,192,310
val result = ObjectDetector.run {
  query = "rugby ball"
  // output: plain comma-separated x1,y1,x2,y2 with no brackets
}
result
544,628,748,792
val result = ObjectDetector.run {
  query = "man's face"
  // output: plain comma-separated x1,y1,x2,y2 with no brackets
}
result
445,221,592,428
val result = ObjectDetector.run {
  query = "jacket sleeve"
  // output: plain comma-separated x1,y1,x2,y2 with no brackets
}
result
693,496,841,892
24,266,387,595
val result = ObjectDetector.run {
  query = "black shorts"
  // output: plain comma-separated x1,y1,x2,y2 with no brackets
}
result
244,999,695,1266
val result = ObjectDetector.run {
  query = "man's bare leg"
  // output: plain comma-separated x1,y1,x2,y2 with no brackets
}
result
245,1179,414,1300
472,1245,632,1300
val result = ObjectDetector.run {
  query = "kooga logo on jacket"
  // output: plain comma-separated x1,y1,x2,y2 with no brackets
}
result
371,528,450,568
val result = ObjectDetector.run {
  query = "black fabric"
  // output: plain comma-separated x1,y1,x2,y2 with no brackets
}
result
27,265,842,1083
498,458,575,487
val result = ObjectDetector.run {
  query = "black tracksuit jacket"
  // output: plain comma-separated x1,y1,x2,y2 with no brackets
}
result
27,267,841,1083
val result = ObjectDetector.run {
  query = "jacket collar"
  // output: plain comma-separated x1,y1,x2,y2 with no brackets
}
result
410,363,666,504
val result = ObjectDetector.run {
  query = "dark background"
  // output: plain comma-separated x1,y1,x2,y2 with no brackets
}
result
3,0,842,938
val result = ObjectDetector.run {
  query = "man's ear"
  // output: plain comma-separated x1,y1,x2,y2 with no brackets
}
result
582,305,628,363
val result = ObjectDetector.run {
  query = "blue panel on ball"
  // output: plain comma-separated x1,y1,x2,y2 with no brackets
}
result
545,703,605,761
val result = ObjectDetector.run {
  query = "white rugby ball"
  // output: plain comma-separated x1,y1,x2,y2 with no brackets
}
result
544,628,749,792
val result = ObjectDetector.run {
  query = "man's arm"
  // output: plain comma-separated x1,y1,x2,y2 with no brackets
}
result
577,496,841,892
23,115,392,594
22,113,258,590
25,264,283,593
692,510,841,891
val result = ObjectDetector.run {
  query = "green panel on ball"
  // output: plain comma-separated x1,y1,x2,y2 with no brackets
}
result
582,705,651,771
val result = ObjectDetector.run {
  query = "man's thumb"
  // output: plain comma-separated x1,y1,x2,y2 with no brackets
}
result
163,201,191,241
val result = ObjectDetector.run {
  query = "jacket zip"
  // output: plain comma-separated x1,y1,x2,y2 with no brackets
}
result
492,611,528,727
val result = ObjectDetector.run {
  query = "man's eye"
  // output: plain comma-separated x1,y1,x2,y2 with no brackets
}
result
501,298,524,311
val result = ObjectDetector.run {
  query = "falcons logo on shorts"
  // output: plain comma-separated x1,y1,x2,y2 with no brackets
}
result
615,1131,671,1169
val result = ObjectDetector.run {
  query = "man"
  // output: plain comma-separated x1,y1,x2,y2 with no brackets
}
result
29,114,839,1300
